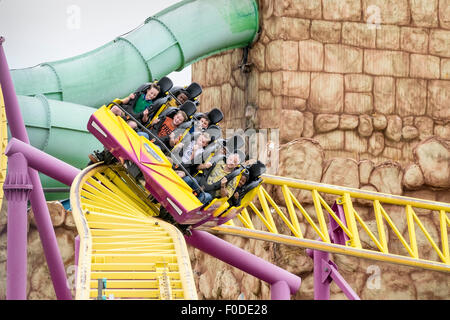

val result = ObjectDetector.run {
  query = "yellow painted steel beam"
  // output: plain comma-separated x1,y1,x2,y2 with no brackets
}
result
89,279,183,289
89,288,185,299
262,175,450,212
210,225,450,273
221,174,450,273
70,163,198,300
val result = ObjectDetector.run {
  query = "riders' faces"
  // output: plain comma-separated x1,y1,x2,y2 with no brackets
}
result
199,117,210,129
177,93,188,104
198,134,210,147
226,154,240,169
173,113,185,126
238,175,248,187
145,87,160,101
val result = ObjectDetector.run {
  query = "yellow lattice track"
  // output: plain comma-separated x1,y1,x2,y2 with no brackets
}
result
212,175,450,273
0,86,8,209
70,163,198,300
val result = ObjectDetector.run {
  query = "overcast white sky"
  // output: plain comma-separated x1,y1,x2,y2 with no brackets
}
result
0,0,191,85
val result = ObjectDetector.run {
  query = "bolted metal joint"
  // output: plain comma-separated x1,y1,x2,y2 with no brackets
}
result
3,153,33,202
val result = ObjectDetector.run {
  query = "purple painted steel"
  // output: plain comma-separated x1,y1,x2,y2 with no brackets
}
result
4,153,32,300
0,38,72,300
313,250,331,300
75,236,80,268
185,230,301,298
329,202,350,245
326,261,360,300
0,38,29,144
5,138,81,186
270,281,291,300
308,247,360,300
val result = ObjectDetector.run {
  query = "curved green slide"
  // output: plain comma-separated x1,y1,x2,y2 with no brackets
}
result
7,0,259,200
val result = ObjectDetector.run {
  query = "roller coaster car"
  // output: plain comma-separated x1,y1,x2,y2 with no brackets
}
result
135,76,173,99
159,100,197,119
199,161,266,228
170,82,203,101
206,108,223,125
87,105,243,228
111,77,174,120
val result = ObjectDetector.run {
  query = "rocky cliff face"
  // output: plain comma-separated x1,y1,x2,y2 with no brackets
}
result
193,0,450,169
189,0,450,300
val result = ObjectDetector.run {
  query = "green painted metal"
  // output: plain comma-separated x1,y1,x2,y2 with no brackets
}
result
11,0,259,108
14,95,101,166
10,95,102,200
7,0,259,200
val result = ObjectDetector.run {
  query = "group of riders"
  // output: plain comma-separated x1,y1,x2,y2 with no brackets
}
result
89,76,265,219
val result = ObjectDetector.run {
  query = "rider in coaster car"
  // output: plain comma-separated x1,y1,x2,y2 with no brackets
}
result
167,82,202,107
110,83,161,129
182,152,242,205
172,131,212,178
228,160,266,207
137,100,197,152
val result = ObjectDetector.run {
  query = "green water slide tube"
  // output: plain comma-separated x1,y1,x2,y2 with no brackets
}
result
9,95,102,200
11,0,259,107
6,0,259,200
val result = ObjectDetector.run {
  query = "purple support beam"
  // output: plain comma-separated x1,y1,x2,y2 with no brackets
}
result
270,281,291,300
326,260,360,300
312,250,331,300
0,37,72,300
5,138,80,186
75,236,80,268
329,202,350,246
306,248,360,300
0,37,29,144
4,153,33,299
185,230,301,299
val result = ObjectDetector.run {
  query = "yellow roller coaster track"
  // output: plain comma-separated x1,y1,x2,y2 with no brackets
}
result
212,174,450,273
0,86,8,209
70,163,198,300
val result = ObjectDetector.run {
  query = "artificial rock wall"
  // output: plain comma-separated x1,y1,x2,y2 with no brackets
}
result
193,0,450,170
190,0,450,300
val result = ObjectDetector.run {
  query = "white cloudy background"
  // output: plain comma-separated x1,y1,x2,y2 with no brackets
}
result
0,0,191,85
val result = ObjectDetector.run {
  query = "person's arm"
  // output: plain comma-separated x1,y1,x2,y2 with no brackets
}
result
121,92,136,105
197,162,212,170
141,109,150,123
220,177,229,198
149,116,163,131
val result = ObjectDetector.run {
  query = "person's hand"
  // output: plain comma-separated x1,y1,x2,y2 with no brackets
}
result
129,93,136,99
142,109,149,122
152,118,160,125
205,162,212,169
221,177,228,186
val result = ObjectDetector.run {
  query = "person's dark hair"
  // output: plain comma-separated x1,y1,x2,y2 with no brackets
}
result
148,83,161,93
